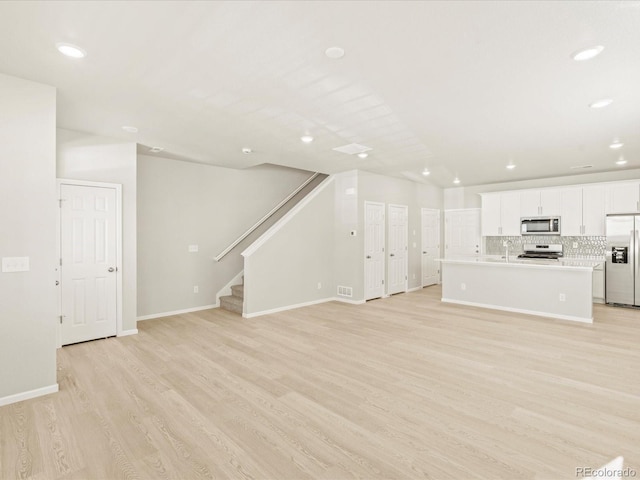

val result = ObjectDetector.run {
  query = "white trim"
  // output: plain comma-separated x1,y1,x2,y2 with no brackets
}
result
56,179,123,347
243,296,368,318
242,176,335,257
0,384,59,407
118,329,139,337
334,297,366,305
215,270,244,305
243,297,334,318
440,298,593,323
137,304,218,321
407,286,423,293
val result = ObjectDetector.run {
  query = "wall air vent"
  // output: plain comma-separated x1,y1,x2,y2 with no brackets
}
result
337,285,353,297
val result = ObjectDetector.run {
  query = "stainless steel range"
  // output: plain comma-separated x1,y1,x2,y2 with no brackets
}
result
517,243,563,260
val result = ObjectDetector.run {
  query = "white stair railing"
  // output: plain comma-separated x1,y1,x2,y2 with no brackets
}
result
213,172,321,262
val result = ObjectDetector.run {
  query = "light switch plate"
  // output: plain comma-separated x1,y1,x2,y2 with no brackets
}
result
188,245,199,253
2,256,30,273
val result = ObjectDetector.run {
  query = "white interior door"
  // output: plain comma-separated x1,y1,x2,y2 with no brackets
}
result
60,184,118,345
445,209,481,257
421,208,440,286
387,204,408,295
364,202,385,300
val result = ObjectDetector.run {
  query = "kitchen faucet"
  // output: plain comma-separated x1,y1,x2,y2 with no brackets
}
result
504,240,513,262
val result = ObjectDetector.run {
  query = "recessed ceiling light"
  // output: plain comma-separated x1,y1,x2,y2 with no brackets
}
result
357,152,368,159
56,42,86,58
300,135,314,143
609,141,624,149
242,147,252,154
122,125,138,133
325,47,345,59
572,45,604,61
149,147,164,153
506,164,516,170
453,177,461,184
422,169,430,176
616,157,627,166
589,98,613,109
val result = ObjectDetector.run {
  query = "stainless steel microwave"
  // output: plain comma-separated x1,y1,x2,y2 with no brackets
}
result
521,217,561,235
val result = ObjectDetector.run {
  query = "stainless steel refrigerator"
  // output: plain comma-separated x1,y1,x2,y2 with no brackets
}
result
605,214,640,306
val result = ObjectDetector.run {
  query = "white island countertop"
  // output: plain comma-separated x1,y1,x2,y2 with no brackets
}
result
439,256,603,323
439,256,603,270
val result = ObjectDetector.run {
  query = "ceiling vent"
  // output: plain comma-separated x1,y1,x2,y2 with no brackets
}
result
332,143,372,155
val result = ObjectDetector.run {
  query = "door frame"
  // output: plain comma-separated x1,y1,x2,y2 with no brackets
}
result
56,179,123,348
387,203,408,295
364,201,386,301
421,208,441,287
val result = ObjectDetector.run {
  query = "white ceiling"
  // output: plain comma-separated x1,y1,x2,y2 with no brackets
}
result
1,1,639,187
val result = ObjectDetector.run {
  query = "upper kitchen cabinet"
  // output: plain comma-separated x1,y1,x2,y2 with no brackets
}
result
561,185,606,236
481,191,521,236
520,189,561,217
606,182,640,214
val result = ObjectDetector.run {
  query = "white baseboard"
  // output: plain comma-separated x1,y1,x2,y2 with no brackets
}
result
0,384,59,408
243,296,369,318
441,298,593,324
137,304,219,322
333,297,366,305
243,297,334,318
407,286,423,293
118,329,138,337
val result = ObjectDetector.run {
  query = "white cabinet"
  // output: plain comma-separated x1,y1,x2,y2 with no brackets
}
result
582,185,606,235
560,185,606,236
607,182,640,214
481,192,521,236
520,189,561,217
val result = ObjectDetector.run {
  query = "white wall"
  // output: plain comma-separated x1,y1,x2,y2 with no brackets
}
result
137,155,313,317
444,168,640,209
243,178,336,315
56,129,138,332
0,74,57,402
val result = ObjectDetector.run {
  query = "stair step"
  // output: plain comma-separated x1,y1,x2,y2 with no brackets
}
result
220,295,243,314
231,284,244,299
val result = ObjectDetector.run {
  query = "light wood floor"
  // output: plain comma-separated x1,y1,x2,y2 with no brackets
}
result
1,285,639,479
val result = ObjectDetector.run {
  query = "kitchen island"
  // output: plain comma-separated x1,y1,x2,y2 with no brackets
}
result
439,257,603,323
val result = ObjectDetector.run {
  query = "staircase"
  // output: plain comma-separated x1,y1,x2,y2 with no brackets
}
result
220,279,244,314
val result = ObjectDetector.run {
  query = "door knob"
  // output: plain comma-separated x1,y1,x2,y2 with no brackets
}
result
108,267,115,272
390,253,395,257
366,255,371,259
422,251,426,254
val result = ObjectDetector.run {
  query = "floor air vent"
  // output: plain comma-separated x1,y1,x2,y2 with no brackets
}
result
337,286,353,297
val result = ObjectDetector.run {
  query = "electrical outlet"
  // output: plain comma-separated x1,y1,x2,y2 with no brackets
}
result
573,242,578,249
412,273,416,279
559,293,565,302
1,256,30,272
317,282,322,289
193,286,199,293
461,283,466,291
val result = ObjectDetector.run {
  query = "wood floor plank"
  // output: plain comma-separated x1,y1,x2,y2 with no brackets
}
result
1,285,639,479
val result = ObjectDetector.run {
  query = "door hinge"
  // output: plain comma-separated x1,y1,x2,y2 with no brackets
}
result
59,315,64,324
58,198,67,208
59,258,62,266
382,280,384,285
405,275,408,280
